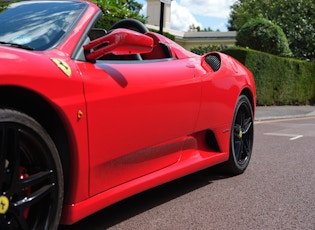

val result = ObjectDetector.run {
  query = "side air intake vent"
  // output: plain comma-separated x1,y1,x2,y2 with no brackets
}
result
205,54,221,72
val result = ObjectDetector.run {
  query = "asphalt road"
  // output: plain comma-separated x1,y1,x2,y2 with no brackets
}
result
60,117,315,230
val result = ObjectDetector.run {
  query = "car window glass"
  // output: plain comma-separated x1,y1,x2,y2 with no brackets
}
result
0,1,87,50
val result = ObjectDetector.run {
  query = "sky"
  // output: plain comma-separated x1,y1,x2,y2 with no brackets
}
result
136,0,237,32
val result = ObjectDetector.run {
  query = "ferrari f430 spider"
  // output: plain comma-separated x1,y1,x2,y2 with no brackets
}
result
0,0,256,228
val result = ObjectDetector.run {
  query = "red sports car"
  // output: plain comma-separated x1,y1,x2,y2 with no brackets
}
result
0,0,256,228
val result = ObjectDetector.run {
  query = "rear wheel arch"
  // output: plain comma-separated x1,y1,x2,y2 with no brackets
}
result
240,87,255,114
212,90,255,175
0,86,70,194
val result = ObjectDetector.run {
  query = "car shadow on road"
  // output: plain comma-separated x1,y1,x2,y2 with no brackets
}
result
58,167,230,230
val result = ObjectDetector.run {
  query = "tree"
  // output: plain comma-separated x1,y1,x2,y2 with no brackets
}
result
92,0,146,30
0,1,10,13
188,25,215,32
236,18,292,57
228,0,315,60
189,24,200,32
202,27,214,32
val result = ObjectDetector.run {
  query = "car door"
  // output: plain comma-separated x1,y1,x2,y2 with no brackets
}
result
77,58,201,195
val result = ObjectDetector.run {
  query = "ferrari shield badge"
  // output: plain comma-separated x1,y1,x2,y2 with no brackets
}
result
51,58,72,77
0,195,9,214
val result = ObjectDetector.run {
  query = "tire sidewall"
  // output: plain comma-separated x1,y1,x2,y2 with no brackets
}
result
0,109,64,229
229,95,254,173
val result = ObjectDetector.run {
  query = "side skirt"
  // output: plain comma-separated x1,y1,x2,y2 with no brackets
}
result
60,144,228,224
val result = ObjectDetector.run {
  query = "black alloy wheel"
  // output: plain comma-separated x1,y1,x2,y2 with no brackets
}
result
0,109,63,230
227,95,254,175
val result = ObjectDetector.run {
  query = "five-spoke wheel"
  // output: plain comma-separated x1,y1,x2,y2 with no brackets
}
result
226,95,254,175
0,109,63,230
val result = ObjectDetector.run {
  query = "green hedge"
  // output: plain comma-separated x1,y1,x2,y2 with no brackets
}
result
222,47,315,105
236,18,292,57
190,44,227,55
149,28,175,41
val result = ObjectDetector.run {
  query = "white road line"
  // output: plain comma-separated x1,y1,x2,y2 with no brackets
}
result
289,135,303,140
255,116,315,124
264,133,304,140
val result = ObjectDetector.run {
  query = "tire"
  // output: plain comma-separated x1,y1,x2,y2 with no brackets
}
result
0,109,63,229
225,95,254,175
109,18,149,33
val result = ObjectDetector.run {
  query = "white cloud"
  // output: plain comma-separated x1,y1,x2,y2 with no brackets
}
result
179,0,236,19
139,3,147,16
139,0,235,32
171,1,202,31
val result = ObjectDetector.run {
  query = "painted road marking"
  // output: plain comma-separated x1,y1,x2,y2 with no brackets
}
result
264,133,303,140
255,116,315,124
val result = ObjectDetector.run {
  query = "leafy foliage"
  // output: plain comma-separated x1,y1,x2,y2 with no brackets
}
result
189,24,201,32
189,24,218,32
190,44,228,55
92,0,146,30
236,18,292,57
222,47,315,105
0,1,10,13
149,28,175,41
228,0,315,60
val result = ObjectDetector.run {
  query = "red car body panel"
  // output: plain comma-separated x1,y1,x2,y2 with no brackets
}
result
0,0,256,225
0,46,91,203
80,58,202,195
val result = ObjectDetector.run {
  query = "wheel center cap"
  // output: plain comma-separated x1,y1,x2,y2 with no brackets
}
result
239,130,243,138
0,195,9,214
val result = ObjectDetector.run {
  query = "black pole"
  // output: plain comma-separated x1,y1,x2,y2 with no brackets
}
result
159,2,165,34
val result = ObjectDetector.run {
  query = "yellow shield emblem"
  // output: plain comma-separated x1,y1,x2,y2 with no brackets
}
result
51,58,72,77
0,195,9,214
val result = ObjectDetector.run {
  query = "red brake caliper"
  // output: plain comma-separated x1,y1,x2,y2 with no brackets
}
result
19,167,31,218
